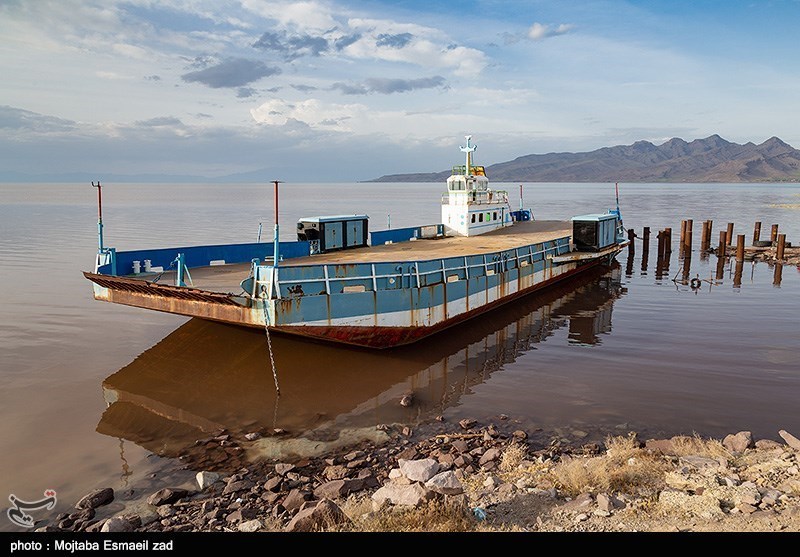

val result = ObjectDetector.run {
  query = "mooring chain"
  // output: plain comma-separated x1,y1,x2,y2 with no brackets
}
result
261,287,281,397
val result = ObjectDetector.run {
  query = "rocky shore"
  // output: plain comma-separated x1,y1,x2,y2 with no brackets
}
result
36,419,800,533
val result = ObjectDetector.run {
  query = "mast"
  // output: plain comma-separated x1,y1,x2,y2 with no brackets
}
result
460,135,476,176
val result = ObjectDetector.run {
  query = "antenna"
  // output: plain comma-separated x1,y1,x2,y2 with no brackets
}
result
460,135,476,175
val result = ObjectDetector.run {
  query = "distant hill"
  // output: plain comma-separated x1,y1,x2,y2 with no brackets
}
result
368,135,800,183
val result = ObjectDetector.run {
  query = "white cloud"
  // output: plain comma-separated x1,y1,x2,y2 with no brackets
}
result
528,22,575,41
241,0,338,31
251,98,365,130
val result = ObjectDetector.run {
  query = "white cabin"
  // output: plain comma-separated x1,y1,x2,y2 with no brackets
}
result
441,136,513,237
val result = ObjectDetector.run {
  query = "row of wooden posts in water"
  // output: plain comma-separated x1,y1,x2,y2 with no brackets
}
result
625,220,789,287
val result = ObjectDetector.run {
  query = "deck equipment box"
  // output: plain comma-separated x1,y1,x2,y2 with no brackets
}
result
296,215,369,253
571,213,619,252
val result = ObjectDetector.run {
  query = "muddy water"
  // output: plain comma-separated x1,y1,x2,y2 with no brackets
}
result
1,181,799,529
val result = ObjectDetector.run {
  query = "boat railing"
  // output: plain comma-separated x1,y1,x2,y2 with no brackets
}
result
441,189,510,205
256,236,571,300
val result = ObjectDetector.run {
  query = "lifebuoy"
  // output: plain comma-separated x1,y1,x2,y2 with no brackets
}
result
690,277,702,289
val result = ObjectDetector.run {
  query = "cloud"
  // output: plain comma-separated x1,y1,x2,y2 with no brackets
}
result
252,30,330,60
237,87,258,98
527,22,575,41
0,105,76,132
291,84,318,92
375,33,413,48
181,58,281,88
134,116,184,127
250,98,365,130
333,33,361,50
144,75,161,81
331,76,447,95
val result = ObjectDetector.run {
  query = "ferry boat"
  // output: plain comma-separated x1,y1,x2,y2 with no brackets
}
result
84,136,628,348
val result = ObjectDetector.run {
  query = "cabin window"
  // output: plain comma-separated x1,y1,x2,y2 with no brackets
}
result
471,214,476,223
479,213,484,222
486,212,490,221
493,212,497,220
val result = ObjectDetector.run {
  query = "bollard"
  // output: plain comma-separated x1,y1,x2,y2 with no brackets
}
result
726,223,734,246
736,234,745,261
771,224,779,244
627,229,636,253
776,233,786,260
753,221,762,245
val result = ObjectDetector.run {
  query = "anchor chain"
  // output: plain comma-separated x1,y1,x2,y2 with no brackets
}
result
260,287,280,396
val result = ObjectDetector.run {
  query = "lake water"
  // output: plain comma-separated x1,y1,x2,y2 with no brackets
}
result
1,181,799,529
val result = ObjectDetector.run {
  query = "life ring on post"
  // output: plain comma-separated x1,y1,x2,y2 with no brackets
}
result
690,277,702,289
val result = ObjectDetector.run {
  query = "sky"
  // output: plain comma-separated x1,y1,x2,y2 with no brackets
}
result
2,0,800,182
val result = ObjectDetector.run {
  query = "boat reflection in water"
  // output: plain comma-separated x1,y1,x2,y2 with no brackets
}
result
97,263,624,468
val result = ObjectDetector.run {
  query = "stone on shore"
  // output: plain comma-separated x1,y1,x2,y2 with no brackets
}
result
147,488,189,507
196,471,220,490
371,482,435,508
398,458,440,483
238,519,262,532
101,516,136,533
723,431,754,453
76,488,114,510
284,499,351,532
424,471,463,495
779,430,800,451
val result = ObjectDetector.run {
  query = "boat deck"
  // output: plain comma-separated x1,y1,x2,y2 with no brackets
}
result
128,220,571,295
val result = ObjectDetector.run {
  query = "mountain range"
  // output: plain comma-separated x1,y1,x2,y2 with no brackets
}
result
369,135,800,183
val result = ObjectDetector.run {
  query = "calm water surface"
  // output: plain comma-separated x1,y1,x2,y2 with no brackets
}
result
1,181,799,529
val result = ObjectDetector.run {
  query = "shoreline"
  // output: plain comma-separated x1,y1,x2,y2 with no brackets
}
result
25,417,800,533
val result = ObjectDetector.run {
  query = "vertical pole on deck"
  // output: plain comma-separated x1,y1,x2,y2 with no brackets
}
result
92,181,104,251
776,233,786,261
771,224,779,244
753,222,761,245
519,184,524,210
272,180,281,267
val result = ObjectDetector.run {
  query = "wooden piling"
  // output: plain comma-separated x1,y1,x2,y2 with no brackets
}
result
717,230,726,258
700,220,711,251
664,227,672,255
774,263,783,287
726,223,734,246
736,234,745,261
776,233,786,260
753,221,762,245
684,219,693,255
771,224,779,244
657,229,666,260
733,260,743,288
627,228,636,254
679,220,686,257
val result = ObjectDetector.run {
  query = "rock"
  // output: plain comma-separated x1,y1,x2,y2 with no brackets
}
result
644,439,675,454
225,508,257,523
343,451,365,462
371,483,435,508
223,479,255,495
274,463,296,476
557,492,593,512
478,447,502,467
323,465,349,481
737,503,757,514
244,432,261,441
459,419,477,430
238,519,262,532
512,430,528,440
156,506,175,518
483,475,500,489
451,440,469,453
284,499,351,532
657,489,724,519
596,493,624,513
424,471,463,495
196,471,221,490
147,488,188,507
723,431,754,453
400,393,413,407
680,455,722,471
76,488,114,510
398,458,440,483
282,489,312,513
755,439,783,450
396,447,418,460
101,516,135,533
575,513,589,522
779,430,800,451
264,476,282,492
313,479,362,500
